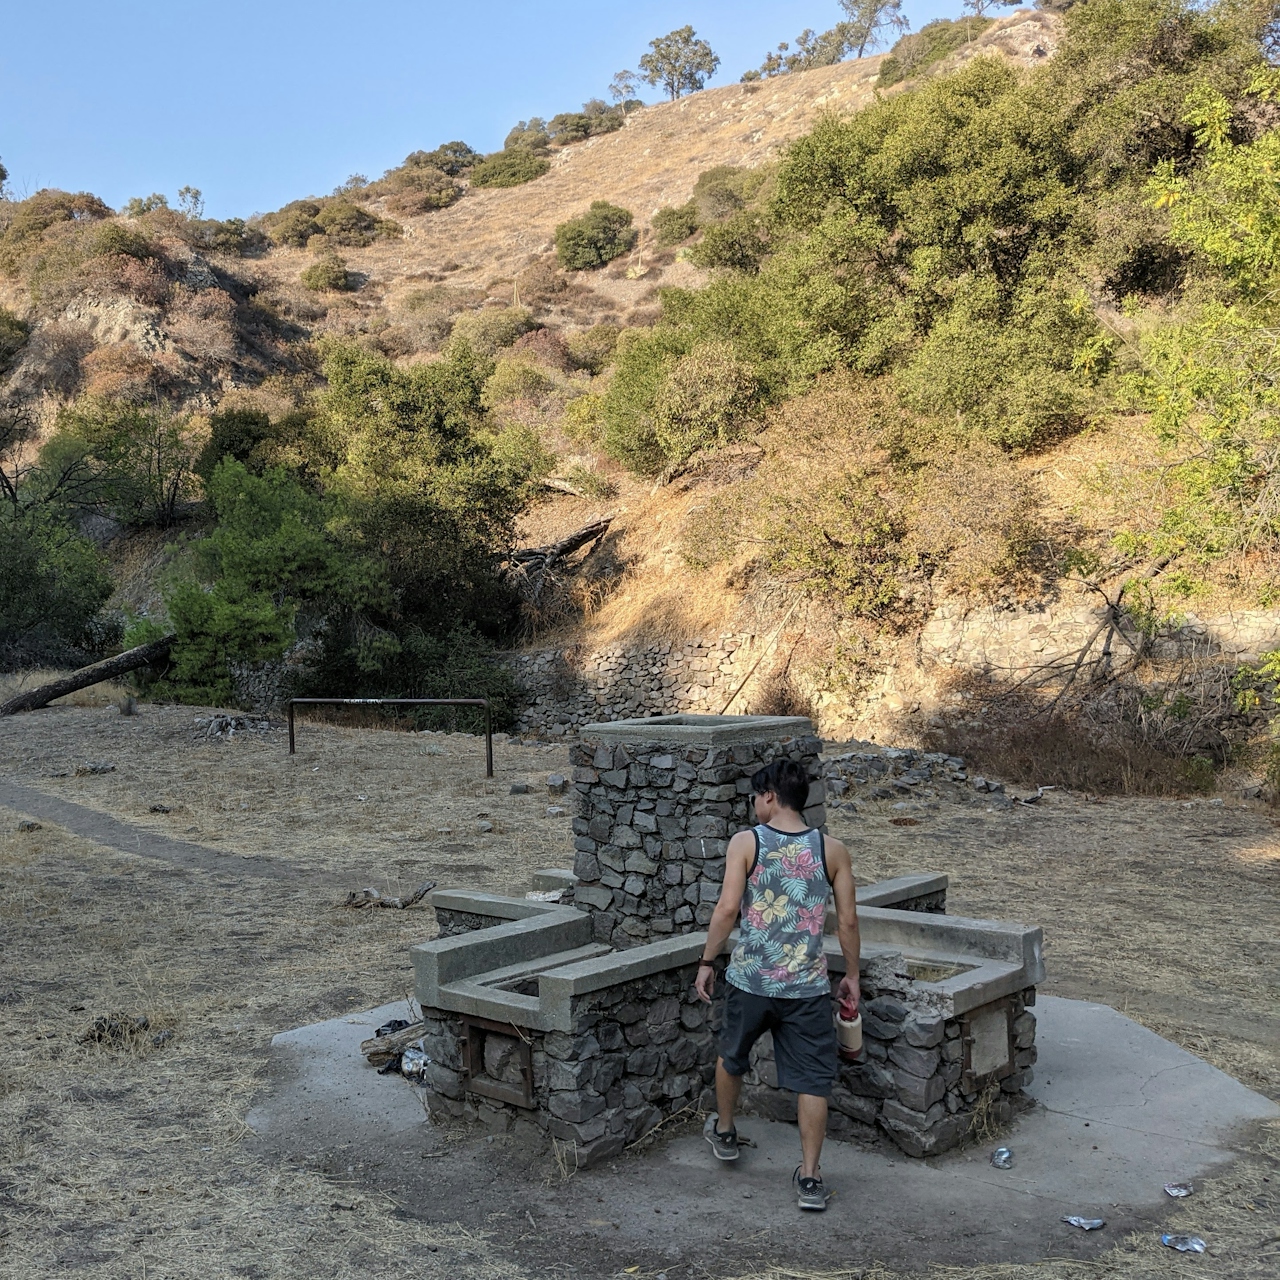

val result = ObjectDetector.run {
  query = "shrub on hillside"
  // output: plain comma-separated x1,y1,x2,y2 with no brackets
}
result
300,254,352,292
449,306,537,355
653,342,762,466
0,307,30,373
89,222,154,261
40,400,201,529
565,323,621,374
653,201,700,246
688,212,770,272
555,202,636,271
0,510,113,667
384,166,460,216
470,149,551,189
314,201,399,246
402,142,481,176
264,201,323,248
600,327,692,472
692,166,765,222
481,357,554,408
877,17,993,89
0,189,113,276
193,408,273,481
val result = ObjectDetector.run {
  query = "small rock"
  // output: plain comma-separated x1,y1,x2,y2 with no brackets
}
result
17,820,41,833
509,782,530,795
546,774,567,795
477,821,494,834
1209,797,1224,807
546,806,567,817
149,805,170,814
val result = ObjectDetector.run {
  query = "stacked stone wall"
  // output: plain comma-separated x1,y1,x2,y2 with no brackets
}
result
505,635,766,739
417,962,715,1166
566,732,825,948
742,954,1037,1158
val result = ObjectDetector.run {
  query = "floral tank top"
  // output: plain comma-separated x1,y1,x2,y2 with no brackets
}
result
725,824,831,998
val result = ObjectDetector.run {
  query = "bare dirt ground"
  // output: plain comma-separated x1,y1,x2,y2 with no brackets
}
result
1,701,1277,1278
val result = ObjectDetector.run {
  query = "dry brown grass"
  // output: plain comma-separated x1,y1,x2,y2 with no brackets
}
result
0,700,1276,1277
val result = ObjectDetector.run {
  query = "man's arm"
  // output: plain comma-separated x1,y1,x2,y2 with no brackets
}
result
826,836,861,1014
693,830,753,1003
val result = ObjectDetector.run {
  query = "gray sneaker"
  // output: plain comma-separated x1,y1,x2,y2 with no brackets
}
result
704,1114,739,1162
793,1165,829,1211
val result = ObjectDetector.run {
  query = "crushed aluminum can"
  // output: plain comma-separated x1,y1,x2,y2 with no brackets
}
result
1062,1216,1105,1230
399,1043,430,1080
1161,1234,1207,1253
375,1018,411,1038
1164,1183,1193,1198
991,1147,1014,1169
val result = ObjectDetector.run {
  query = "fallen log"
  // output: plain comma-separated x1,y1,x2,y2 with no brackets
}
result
0,635,176,717
360,1020,426,1067
506,517,613,602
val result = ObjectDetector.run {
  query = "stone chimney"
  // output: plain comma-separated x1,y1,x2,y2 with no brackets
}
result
566,714,825,949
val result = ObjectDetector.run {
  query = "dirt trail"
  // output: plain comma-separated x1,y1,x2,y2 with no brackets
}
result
1,703,1277,1278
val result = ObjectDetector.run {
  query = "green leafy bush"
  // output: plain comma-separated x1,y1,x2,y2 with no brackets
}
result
402,142,480,176
565,323,621,374
0,510,113,666
481,357,553,408
687,211,770,272
470,149,551,189
0,307,29,374
652,201,700,246
384,166,459,215
692,166,765,222
554,202,636,271
263,200,323,248
40,400,201,529
313,201,399,246
0,189,113,275
300,253,352,292
89,222,154,261
653,342,762,465
449,306,537,355
193,408,273,481
877,17,993,88
600,327,692,472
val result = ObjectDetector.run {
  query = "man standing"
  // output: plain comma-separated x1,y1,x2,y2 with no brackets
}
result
694,757,861,1211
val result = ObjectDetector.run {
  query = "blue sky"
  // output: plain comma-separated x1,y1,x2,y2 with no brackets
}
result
2,1,961,220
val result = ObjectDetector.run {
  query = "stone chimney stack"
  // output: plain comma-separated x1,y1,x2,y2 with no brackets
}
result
566,714,825,949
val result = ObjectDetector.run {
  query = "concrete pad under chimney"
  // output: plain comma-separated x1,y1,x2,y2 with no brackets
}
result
248,994,1278,1273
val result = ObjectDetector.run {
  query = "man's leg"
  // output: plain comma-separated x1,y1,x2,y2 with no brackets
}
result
715,1057,743,1133
797,1093,827,1179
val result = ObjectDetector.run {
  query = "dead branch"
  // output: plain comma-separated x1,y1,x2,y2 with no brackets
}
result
506,516,613,603
341,880,435,910
0,636,176,716
360,1020,426,1067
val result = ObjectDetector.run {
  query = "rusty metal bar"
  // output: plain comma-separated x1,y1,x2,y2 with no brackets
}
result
286,697,494,777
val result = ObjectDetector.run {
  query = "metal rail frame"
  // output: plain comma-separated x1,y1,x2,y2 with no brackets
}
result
286,697,493,777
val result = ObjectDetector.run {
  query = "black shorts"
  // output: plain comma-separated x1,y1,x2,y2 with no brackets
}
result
719,983,837,1097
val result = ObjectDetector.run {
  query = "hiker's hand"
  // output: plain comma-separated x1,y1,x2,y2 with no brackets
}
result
695,963,715,1003
837,973,860,1016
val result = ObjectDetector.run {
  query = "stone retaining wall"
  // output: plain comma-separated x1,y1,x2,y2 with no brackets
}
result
505,635,768,739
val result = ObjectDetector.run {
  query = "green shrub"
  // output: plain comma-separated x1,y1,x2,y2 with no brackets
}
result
692,166,765,222
193,408,273,481
300,254,352,292
313,201,399,245
0,307,29,374
652,342,762,466
876,17,994,89
600,327,692,472
384,166,459,215
89,222,154,261
0,189,113,275
561,392,605,444
181,216,266,255
0,510,113,666
688,211,769,272
565,323,621,373
652,201,700,246
122,193,169,217
470,148,551,189
555,202,636,271
403,142,480,176
264,201,322,248
40,400,201,529
481,357,553,408
449,306,536,355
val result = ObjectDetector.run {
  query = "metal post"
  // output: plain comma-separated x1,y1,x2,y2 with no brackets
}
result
288,699,295,755
484,700,493,778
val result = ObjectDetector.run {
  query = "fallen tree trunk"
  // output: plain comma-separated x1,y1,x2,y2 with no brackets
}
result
360,1020,426,1067
0,635,176,716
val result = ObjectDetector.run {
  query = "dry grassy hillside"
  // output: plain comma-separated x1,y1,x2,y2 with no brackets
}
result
258,11,1059,328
